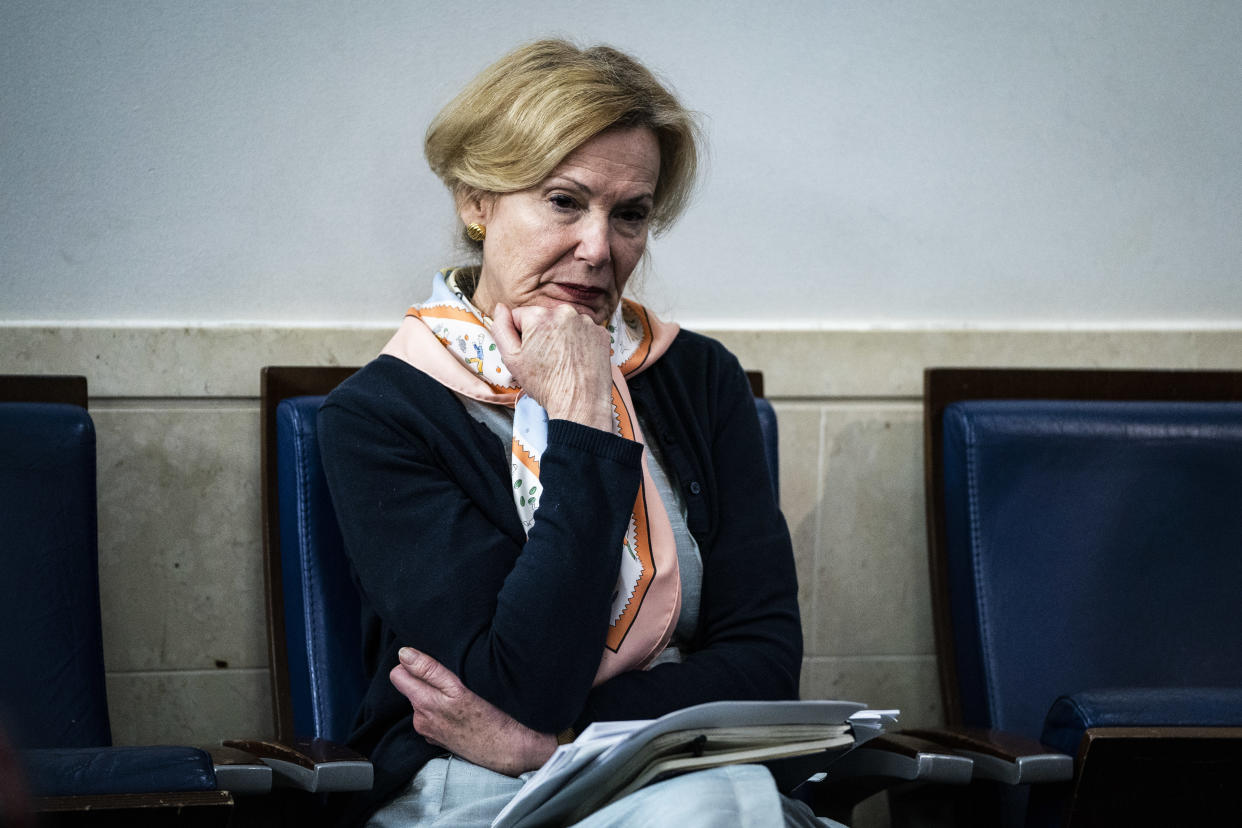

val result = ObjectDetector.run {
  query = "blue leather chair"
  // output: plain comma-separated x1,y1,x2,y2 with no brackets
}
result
913,368,1242,826
229,366,373,796
753,395,780,502
0,377,234,820
269,371,365,746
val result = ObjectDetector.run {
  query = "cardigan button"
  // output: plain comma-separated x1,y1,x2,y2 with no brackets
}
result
688,481,702,495
660,429,675,444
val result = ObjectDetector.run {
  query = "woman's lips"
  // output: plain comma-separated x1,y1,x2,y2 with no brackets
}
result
553,283,606,305
556,283,604,299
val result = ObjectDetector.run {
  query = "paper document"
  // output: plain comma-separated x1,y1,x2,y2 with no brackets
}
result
492,699,898,828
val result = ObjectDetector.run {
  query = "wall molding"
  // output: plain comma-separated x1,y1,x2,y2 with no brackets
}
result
4,324,1240,398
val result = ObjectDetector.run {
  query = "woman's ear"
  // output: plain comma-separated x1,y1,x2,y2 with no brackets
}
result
455,187,492,228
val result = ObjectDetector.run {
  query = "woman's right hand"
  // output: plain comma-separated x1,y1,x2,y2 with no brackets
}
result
489,303,614,431
389,647,557,776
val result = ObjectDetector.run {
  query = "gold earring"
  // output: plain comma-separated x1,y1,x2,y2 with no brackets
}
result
466,222,486,242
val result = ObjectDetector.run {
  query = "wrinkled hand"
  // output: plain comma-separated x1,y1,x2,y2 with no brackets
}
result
489,303,614,431
389,647,557,777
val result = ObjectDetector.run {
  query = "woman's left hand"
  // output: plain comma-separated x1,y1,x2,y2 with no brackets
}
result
489,302,615,431
389,647,558,776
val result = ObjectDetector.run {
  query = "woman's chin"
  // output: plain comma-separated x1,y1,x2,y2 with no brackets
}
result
542,297,612,324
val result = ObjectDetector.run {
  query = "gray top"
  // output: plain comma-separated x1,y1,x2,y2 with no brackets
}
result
456,394,703,663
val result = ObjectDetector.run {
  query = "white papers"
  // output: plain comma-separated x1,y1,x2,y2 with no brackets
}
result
491,700,897,828
492,720,649,827
846,709,901,744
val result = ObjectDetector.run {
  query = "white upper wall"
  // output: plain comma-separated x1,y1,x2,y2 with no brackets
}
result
2,1,1240,326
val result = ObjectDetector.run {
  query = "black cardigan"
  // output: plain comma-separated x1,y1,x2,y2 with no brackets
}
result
318,328,802,824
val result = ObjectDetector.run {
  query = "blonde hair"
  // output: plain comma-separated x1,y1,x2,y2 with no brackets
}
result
425,39,700,238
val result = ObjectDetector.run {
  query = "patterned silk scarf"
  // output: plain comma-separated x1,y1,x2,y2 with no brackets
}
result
381,269,682,684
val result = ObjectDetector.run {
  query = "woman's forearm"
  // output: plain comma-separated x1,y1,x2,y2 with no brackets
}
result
389,647,558,776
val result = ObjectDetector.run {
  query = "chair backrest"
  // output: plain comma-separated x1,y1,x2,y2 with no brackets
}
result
924,368,1242,739
0,377,112,750
274,394,365,744
261,367,361,743
261,365,781,744
753,399,780,502
745,370,779,502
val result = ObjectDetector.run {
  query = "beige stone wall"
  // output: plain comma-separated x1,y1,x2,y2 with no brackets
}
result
4,324,1240,746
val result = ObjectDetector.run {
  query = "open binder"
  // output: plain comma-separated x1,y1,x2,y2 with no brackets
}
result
493,700,897,828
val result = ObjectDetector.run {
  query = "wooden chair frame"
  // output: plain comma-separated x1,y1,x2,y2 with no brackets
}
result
0,374,87,408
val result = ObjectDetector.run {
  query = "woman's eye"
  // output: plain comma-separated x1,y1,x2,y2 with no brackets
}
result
616,208,649,224
549,194,576,210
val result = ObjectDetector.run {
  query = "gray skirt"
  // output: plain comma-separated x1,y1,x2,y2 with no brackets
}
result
366,756,840,827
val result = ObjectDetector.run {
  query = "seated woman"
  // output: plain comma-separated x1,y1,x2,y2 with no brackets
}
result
319,39,811,827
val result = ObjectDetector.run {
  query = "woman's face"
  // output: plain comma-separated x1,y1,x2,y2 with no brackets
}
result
463,127,661,326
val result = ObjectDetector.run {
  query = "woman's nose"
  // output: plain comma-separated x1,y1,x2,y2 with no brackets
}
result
573,214,611,268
